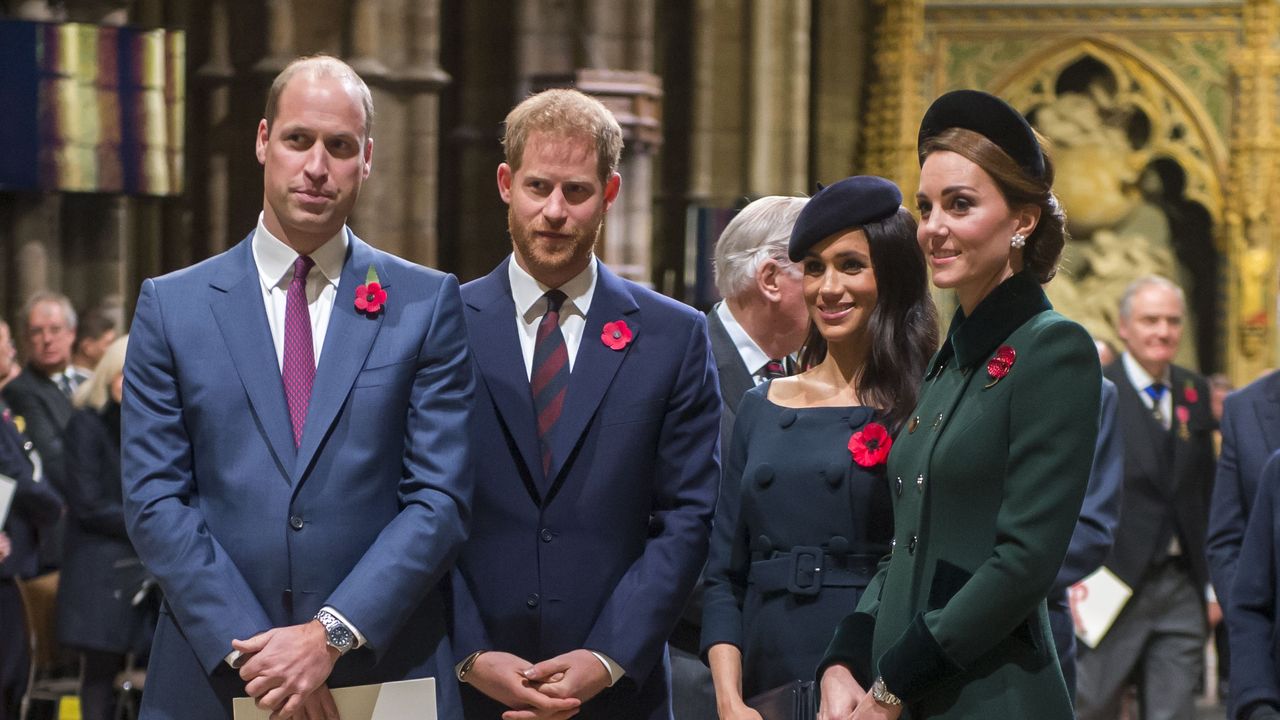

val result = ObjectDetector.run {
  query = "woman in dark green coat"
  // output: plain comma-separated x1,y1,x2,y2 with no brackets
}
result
817,90,1101,720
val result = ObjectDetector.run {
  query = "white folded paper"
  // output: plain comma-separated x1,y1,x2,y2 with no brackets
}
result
0,473,16,528
1070,566,1133,648
233,677,435,720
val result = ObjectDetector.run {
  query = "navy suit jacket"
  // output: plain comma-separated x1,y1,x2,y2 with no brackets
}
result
122,232,474,719
1227,449,1280,719
452,258,721,720
1209,369,1280,611
1047,378,1123,690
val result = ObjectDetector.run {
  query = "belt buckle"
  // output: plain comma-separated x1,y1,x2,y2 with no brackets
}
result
787,545,824,596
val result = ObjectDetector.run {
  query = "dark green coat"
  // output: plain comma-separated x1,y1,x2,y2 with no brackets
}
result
822,272,1100,719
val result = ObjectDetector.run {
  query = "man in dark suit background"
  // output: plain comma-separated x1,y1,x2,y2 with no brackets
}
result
1077,276,1216,720
452,88,721,720
0,315,63,719
2,291,80,570
123,56,474,719
667,195,808,719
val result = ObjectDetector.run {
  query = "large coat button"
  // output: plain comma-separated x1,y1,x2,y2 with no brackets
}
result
526,593,540,608
908,535,918,555
778,409,797,429
753,464,776,488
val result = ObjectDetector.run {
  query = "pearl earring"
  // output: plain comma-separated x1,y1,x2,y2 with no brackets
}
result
1010,232,1026,249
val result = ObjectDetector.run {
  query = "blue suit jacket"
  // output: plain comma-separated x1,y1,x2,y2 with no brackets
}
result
1227,449,1280,719
122,233,474,719
1209,369,1280,612
451,258,721,720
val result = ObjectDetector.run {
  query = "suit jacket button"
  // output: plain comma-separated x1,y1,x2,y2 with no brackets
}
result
540,528,554,543
526,593,540,608
289,515,304,531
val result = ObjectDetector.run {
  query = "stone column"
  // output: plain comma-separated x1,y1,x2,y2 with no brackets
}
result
398,0,451,266
745,0,809,196
689,0,746,205
860,0,925,189
1225,0,1280,383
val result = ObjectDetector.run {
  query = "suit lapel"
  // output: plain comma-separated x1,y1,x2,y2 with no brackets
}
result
707,306,753,415
1258,371,1280,455
293,233,385,482
465,261,545,498
544,263,639,489
209,236,296,481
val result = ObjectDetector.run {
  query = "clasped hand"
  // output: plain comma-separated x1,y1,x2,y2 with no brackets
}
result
468,648,612,720
233,621,340,720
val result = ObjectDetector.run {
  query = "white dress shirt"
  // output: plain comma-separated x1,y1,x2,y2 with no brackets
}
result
714,302,775,385
225,216,364,667
508,254,597,378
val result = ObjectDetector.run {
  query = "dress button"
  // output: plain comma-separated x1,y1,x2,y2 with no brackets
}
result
526,593,540,608
889,537,897,554
828,536,850,555
895,476,903,496
932,412,943,429
778,409,797,429
908,535,918,555
540,528,554,543
909,416,920,433
826,461,845,488
916,474,924,492
289,515,304,531
753,464,776,488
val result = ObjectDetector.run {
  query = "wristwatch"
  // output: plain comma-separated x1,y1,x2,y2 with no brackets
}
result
870,676,902,706
314,609,355,655
457,650,487,683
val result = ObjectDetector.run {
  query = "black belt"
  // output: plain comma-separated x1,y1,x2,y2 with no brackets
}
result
749,546,881,596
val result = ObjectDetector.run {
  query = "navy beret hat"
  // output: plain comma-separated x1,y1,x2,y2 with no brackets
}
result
787,175,903,262
917,89,1045,181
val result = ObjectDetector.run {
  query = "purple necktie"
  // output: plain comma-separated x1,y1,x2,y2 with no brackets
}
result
531,290,569,475
283,255,316,447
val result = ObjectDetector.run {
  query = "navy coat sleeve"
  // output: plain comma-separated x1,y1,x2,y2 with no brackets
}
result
1227,450,1280,719
700,389,755,655
1052,377,1123,594
62,410,129,540
1209,389,1250,609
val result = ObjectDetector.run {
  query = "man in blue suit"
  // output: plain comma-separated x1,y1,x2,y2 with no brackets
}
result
1227,449,1280,720
451,89,721,719
122,56,474,719
1208,368,1280,614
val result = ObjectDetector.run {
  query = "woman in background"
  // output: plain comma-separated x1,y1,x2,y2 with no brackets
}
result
702,176,937,720
57,335,156,720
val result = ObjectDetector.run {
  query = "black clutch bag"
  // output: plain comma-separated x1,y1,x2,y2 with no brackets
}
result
746,680,816,720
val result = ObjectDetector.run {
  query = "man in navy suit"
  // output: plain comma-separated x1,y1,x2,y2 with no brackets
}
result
1227,449,1280,720
122,56,474,719
1208,368,1280,615
451,89,721,719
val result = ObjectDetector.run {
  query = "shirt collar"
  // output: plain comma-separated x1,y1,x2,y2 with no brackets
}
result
932,271,1052,374
715,302,771,375
1121,351,1170,392
251,213,348,290
508,254,598,322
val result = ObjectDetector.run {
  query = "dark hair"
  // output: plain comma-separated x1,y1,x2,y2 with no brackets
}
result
75,308,116,347
797,207,939,433
920,127,1067,283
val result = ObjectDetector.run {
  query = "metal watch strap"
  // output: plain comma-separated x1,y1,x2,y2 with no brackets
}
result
457,650,487,682
871,676,902,706
315,609,354,655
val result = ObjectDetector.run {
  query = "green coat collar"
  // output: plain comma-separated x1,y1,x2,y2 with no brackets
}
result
930,271,1052,376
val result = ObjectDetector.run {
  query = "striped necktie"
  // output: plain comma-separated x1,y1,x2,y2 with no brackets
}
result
531,290,570,475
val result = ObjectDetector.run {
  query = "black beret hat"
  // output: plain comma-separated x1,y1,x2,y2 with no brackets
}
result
787,175,902,262
917,89,1045,181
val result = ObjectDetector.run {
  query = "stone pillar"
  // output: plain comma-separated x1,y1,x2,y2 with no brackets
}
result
689,0,747,205
1225,0,1280,383
195,0,235,256
254,0,296,76
745,0,809,196
397,0,450,266
812,0,870,184
860,0,926,189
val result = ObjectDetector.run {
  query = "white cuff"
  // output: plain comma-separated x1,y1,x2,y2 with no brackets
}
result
590,651,625,687
225,649,245,668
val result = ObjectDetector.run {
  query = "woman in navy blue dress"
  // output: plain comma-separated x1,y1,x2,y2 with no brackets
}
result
702,176,938,719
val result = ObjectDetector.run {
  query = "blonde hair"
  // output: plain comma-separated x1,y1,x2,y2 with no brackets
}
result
73,334,128,411
502,89,624,182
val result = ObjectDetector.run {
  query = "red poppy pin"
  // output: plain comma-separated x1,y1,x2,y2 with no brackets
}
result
1183,381,1199,404
984,345,1017,388
601,320,633,350
1176,405,1191,425
355,266,387,316
849,422,892,468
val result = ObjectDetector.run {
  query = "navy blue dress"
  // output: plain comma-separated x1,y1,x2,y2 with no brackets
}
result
701,382,893,697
